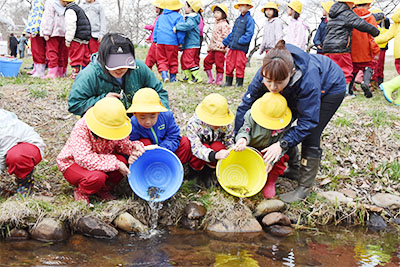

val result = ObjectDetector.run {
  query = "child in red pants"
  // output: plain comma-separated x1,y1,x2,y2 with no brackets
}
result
61,0,91,79
235,92,292,198
57,98,145,204
0,109,45,197
144,1,163,71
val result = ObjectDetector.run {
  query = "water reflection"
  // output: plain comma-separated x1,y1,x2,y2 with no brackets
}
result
214,250,259,267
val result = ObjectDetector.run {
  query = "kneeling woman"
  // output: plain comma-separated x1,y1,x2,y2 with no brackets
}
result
57,98,145,204
235,40,346,203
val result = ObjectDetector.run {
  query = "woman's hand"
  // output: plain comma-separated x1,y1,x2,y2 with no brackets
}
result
261,142,282,166
215,149,230,160
128,146,145,164
234,138,247,152
106,92,122,99
118,161,130,176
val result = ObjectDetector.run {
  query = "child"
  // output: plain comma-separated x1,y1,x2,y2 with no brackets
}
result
40,0,68,79
259,2,283,55
61,0,91,79
144,0,163,71
203,4,230,85
153,0,185,82
24,0,46,77
18,33,28,58
57,97,145,204
0,108,45,197
174,0,202,84
285,0,309,51
323,0,379,92
80,0,106,55
234,92,291,198
347,0,380,98
222,0,255,87
186,93,234,184
313,1,334,54
9,33,18,57
127,88,191,163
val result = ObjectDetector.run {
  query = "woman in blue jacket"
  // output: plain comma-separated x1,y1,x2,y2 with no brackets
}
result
235,40,346,203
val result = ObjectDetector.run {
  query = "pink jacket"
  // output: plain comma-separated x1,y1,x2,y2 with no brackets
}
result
145,16,159,43
207,19,230,52
199,15,204,36
259,17,284,52
57,118,144,173
285,17,309,51
40,0,66,37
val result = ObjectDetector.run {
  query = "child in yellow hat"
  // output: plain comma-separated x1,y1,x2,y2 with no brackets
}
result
259,2,283,55
127,88,192,163
234,92,292,198
57,97,145,204
286,0,309,51
186,93,235,186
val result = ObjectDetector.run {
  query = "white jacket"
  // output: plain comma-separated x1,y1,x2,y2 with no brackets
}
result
80,1,106,39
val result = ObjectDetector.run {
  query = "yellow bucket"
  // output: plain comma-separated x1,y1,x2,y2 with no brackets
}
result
216,147,267,198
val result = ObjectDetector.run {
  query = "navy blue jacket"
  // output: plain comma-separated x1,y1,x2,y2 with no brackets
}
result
129,111,181,152
175,13,200,49
234,44,346,148
153,9,186,46
222,11,255,53
313,17,327,53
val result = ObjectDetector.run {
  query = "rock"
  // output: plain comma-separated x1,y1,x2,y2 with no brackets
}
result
180,217,200,230
262,212,291,226
368,213,387,231
30,218,69,242
184,202,207,220
207,217,262,233
75,216,118,239
318,191,353,204
340,189,357,199
267,225,294,237
6,228,29,241
253,199,285,217
114,212,149,233
372,193,400,209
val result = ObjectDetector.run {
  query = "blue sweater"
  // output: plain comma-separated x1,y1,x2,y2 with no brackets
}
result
129,111,181,152
175,13,200,49
153,9,186,46
234,44,346,147
222,11,255,53
313,17,328,53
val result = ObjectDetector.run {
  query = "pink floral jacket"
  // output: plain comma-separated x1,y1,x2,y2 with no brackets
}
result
207,19,230,52
40,0,66,37
57,118,144,173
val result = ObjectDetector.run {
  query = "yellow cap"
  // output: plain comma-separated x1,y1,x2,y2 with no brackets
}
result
234,0,253,9
195,93,234,126
354,0,373,5
152,0,164,8
369,7,383,13
85,97,132,141
212,3,228,16
250,92,292,130
261,2,279,13
187,0,202,13
163,0,184,10
288,0,302,14
321,1,334,13
337,0,355,3
63,0,75,2
126,88,168,113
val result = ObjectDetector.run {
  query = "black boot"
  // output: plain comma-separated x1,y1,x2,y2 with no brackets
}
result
347,75,356,96
15,171,34,197
223,76,233,87
377,77,383,85
235,77,244,87
361,67,373,98
281,146,300,181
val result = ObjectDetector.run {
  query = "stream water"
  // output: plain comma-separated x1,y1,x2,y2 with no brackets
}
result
1,226,399,266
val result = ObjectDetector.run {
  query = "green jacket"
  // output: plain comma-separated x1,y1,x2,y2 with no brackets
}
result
68,54,169,116
235,110,289,152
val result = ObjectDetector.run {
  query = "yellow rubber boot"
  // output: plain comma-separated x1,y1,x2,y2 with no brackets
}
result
380,76,400,106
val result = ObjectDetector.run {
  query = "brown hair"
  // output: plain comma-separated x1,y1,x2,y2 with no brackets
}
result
261,40,294,81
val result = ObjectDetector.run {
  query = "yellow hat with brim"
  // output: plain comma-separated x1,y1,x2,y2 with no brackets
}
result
187,0,202,13
261,2,279,13
321,1,334,13
212,3,228,16
195,93,234,126
354,0,373,5
85,97,132,141
152,0,164,8
251,92,292,130
369,7,383,13
288,0,303,14
126,88,168,113
63,0,75,2
163,0,184,10
234,0,253,9
337,0,355,3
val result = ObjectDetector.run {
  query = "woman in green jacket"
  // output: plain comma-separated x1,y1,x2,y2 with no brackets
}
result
68,33,169,116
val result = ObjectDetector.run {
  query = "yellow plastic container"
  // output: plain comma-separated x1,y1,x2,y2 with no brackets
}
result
216,147,267,198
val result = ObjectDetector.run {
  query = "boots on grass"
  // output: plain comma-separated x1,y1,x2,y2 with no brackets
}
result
161,71,169,82
262,172,279,198
215,73,224,85
31,64,46,78
27,63,36,75
179,69,192,82
69,66,81,79
281,146,300,181
15,171,34,197
380,75,400,106
279,146,322,203
189,69,203,84
235,77,244,87
42,67,58,79
205,69,214,84
223,76,233,87
361,67,373,98
170,73,177,82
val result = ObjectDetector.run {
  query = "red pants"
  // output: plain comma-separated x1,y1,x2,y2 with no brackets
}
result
395,58,400,75
225,49,247,78
327,53,353,83
181,48,200,70
352,61,374,77
5,142,42,179
46,36,69,69
88,38,100,55
30,35,46,64
204,51,226,73
63,154,127,195
373,49,386,81
188,141,226,171
69,40,90,67
145,42,158,71
157,44,179,74
267,154,289,181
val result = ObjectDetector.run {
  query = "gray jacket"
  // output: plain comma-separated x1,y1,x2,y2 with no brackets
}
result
80,1,106,39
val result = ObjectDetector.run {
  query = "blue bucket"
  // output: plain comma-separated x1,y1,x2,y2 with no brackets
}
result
128,147,183,202
0,57,23,77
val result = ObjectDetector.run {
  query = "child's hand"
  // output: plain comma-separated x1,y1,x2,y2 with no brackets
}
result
106,92,122,99
44,36,49,41
215,149,230,160
261,142,282,165
65,41,70,48
234,138,247,152
118,161,130,176
173,27,177,34
265,162,273,173
128,147,145,164
144,145,158,151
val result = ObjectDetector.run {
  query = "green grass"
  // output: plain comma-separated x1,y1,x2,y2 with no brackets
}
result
29,86,48,98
